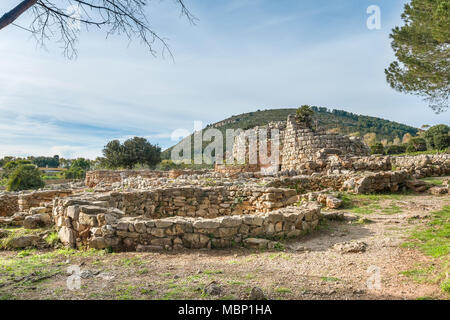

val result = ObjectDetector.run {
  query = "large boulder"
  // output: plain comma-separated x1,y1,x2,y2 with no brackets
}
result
9,235,42,248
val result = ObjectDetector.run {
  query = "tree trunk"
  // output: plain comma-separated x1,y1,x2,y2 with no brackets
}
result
0,0,38,31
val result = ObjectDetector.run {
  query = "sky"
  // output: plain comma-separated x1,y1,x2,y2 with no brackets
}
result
0,0,448,159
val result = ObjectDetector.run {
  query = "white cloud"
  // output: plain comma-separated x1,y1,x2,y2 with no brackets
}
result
0,0,448,159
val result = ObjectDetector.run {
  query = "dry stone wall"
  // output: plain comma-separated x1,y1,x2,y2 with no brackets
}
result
214,164,261,176
53,195,320,251
281,115,370,171
85,170,168,188
392,154,450,178
18,190,73,212
85,169,213,188
265,170,410,194
0,194,19,217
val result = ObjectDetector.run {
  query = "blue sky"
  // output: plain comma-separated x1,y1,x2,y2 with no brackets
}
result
0,0,448,159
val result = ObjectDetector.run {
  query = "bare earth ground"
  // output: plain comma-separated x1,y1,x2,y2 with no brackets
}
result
0,191,449,300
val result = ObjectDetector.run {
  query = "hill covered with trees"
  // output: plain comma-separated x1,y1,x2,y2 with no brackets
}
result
161,107,419,159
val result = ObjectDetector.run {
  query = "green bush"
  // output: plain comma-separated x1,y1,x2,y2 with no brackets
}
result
409,137,427,152
370,143,385,154
63,167,86,179
156,160,184,171
385,144,407,155
2,160,32,178
6,164,45,191
406,144,416,153
433,133,450,150
103,137,161,169
295,105,314,128
423,124,449,150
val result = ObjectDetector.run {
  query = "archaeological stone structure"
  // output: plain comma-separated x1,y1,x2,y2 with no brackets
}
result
0,144,449,252
229,115,370,174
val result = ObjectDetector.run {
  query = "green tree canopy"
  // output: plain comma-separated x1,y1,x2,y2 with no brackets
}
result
6,164,45,191
102,137,161,169
295,105,314,128
31,155,59,168
423,124,450,149
2,159,32,178
63,158,91,180
385,0,449,113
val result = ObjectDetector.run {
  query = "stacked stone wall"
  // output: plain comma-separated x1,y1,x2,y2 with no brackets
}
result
18,190,73,212
53,196,320,251
86,170,213,188
281,115,370,171
0,194,19,217
391,154,450,178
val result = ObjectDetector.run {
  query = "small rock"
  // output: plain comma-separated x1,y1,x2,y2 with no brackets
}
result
9,235,42,248
204,281,223,296
332,241,367,254
250,287,267,300
23,215,45,229
429,186,448,195
326,196,343,209
243,238,270,249
80,270,93,279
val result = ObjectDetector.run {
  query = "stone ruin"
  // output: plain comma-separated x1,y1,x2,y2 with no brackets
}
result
222,115,370,175
49,152,448,252
0,133,449,253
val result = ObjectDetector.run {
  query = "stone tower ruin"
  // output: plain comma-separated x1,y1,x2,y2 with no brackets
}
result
230,114,370,174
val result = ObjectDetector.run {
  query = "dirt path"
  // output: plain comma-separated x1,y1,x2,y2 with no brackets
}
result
0,193,449,300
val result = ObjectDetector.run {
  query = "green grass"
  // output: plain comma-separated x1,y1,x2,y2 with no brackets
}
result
268,252,291,260
381,205,403,215
440,279,450,293
402,206,450,258
401,206,450,295
44,231,60,246
202,269,223,275
399,266,434,284
0,247,110,280
416,296,436,300
274,287,291,294
420,177,444,186
339,192,411,215
117,257,145,267
395,150,445,157
0,227,46,249
320,276,341,282
114,285,137,300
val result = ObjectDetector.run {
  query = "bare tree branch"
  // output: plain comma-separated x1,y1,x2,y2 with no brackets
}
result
0,0,196,59
0,0,38,30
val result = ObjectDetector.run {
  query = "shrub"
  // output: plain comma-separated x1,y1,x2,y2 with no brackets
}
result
103,137,161,169
423,124,449,150
406,144,416,153
295,105,314,128
385,144,407,155
2,160,32,178
433,133,450,150
6,164,45,191
409,137,427,152
64,167,86,179
370,143,385,154
156,160,184,171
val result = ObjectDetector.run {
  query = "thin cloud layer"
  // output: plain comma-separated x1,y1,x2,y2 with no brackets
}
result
0,0,448,158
